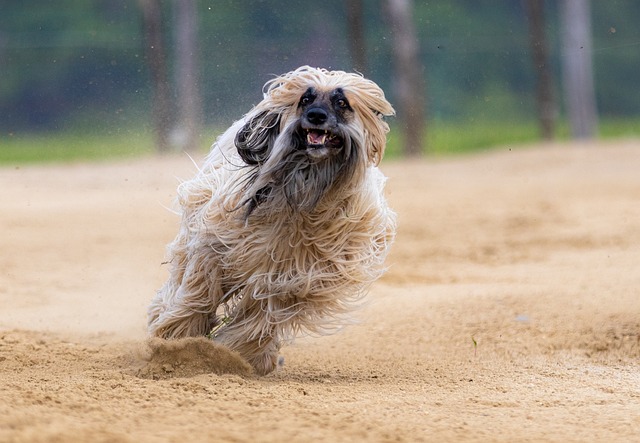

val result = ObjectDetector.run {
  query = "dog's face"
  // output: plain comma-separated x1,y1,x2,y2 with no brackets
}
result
296,86,353,161
234,66,394,217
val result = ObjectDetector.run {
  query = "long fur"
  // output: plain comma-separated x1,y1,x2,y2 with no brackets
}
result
148,66,396,375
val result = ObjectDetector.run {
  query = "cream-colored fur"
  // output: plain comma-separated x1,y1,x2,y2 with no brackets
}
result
148,66,396,375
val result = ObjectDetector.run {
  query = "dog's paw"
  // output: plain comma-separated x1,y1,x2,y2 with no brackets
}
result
250,351,280,376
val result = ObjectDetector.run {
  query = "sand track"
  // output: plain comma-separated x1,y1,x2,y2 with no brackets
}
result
1,140,639,442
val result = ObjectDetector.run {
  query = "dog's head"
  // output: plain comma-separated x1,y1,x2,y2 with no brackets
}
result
234,66,394,217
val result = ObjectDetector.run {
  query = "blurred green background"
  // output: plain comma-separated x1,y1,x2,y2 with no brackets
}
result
1,0,639,163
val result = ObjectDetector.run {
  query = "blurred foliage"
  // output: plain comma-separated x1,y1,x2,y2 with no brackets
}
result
1,117,637,165
0,130,153,164
1,0,639,145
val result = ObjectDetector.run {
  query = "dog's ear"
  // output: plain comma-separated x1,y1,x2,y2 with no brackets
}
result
342,80,395,165
234,111,281,165
365,113,392,165
350,105,394,166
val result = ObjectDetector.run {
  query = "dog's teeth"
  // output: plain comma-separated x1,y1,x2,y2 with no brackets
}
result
306,129,329,146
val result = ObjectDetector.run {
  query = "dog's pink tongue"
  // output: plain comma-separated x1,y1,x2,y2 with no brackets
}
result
307,130,326,145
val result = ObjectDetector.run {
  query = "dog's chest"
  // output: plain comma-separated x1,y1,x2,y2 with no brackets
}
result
220,205,374,297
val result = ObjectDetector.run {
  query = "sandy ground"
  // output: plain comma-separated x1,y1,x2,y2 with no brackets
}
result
1,140,639,442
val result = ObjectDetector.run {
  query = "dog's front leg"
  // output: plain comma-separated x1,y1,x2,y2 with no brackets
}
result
148,245,222,339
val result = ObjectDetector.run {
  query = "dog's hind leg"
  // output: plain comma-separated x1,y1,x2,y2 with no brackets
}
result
233,336,281,376
214,299,284,375
217,331,281,376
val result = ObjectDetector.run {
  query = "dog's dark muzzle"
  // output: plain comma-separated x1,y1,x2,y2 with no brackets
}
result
305,107,330,126
300,108,343,152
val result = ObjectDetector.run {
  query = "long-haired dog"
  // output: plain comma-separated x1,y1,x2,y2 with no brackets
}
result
148,66,396,375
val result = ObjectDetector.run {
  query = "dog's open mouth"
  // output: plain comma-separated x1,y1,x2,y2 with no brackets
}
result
304,128,343,150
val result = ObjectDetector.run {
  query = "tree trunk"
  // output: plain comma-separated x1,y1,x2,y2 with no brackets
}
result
345,0,367,73
560,0,598,139
384,0,426,156
524,0,556,140
174,0,201,152
139,0,172,153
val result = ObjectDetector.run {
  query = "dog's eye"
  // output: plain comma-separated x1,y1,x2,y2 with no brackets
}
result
336,99,348,108
301,96,311,105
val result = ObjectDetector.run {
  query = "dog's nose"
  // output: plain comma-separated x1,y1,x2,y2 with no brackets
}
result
306,107,328,125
